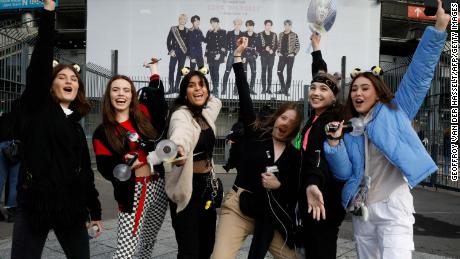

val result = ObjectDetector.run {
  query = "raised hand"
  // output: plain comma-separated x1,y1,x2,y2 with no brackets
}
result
43,0,55,11
143,57,160,75
310,32,321,51
434,0,450,32
234,37,248,57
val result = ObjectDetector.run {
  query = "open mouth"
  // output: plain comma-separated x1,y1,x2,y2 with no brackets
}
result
115,98,127,105
193,93,205,100
311,97,323,102
63,87,73,93
354,98,364,104
277,127,287,134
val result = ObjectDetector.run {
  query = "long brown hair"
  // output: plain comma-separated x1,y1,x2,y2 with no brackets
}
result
254,102,303,142
102,75,157,154
51,64,90,117
344,72,396,120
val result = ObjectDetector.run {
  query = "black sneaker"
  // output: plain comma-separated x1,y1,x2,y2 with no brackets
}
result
0,211,5,222
7,207,15,223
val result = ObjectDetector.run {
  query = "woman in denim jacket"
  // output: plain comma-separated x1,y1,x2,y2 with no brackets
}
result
323,2,449,258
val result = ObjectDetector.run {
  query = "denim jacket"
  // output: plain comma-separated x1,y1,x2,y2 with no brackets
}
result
324,26,447,209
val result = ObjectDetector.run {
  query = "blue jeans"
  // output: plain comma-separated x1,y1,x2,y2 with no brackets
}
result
0,140,20,208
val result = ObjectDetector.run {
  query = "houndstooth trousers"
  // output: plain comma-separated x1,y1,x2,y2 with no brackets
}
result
113,177,168,259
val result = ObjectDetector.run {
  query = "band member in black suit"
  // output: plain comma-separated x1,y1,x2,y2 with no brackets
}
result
205,17,227,96
166,14,189,94
276,19,300,97
187,15,205,71
242,20,259,95
222,18,243,95
259,20,278,94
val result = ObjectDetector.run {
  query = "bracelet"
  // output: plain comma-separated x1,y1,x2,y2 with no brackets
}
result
233,55,242,58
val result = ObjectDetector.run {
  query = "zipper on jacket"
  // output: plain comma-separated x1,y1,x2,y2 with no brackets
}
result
315,150,321,168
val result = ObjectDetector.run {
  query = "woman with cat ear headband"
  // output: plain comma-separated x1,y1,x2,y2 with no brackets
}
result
11,1,102,258
324,2,450,257
296,32,346,259
166,64,222,259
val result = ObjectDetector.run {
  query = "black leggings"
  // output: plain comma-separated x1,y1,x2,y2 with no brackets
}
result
170,173,217,259
11,207,90,259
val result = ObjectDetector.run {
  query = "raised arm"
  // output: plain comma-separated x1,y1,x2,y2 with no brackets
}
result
394,0,449,119
232,37,256,127
310,33,328,76
22,1,56,107
141,59,168,135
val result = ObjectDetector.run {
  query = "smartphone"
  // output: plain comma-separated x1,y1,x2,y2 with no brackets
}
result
424,0,452,16
266,166,279,174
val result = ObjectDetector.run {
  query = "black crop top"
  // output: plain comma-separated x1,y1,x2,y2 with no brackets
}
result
192,115,215,162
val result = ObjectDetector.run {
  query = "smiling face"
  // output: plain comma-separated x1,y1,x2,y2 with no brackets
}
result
308,82,336,115
109,79,133,114
272,109,298,141
186,75,209,107
350,76,379,115
51,68,79,108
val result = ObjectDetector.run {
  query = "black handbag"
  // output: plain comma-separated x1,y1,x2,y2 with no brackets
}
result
2,140,20,165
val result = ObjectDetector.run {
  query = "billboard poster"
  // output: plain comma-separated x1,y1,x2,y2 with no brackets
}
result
87,0,381,99
0,0,58,10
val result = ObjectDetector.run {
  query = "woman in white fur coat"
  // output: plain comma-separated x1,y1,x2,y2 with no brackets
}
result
166,69,222,259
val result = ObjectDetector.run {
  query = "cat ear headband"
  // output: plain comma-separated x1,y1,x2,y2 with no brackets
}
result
52,59,81,73
350,66,383,79
180,65,209,76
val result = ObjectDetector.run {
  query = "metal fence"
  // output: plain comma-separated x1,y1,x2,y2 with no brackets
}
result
0,36,456,190
82,64,305,164
380,49,456,191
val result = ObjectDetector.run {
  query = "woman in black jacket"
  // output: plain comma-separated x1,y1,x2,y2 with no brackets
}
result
298,33,345,259
11,1,102,258
213,37,302,259
92,60,168,259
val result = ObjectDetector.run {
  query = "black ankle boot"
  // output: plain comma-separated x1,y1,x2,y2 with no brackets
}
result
7,207,16,223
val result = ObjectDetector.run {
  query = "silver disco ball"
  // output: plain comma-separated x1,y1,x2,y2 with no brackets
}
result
307,0,337,34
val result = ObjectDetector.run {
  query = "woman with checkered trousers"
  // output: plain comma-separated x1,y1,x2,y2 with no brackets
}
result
92,59,169,259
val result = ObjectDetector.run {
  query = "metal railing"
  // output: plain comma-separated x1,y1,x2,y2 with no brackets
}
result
380,49,456,190
0,39,456,190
